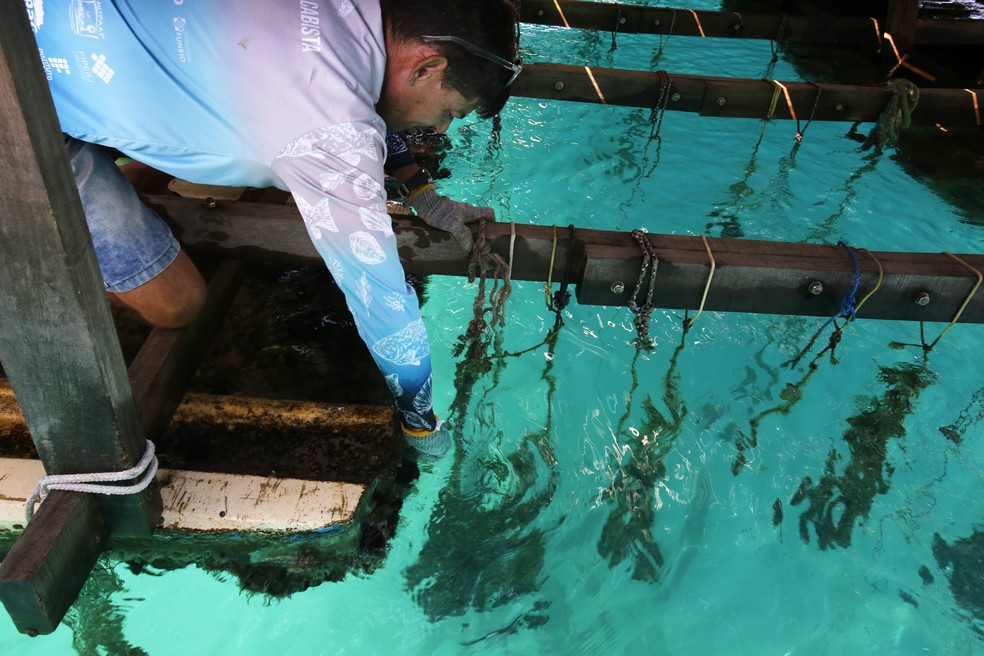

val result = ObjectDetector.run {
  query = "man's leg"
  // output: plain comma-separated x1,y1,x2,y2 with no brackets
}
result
67,137,206,329
107,249,205,329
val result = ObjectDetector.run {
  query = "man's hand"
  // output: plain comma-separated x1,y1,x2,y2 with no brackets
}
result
403,419,451,458
407,186,494,254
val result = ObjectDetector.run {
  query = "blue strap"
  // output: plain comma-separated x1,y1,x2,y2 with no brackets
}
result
835,240,861,322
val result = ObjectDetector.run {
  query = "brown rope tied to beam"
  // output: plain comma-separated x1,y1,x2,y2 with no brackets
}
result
863,78,919,151
463,218,513,345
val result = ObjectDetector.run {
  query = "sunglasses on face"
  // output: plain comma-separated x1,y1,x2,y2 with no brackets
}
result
420,35,522,88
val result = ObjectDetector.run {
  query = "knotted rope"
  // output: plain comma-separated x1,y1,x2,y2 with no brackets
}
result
26,439,159,522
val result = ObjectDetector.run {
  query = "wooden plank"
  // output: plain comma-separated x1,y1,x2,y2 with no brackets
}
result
0,0,159,534
519,1,981,46
0,490,106,635
512,63,984,126
886,0,919,52
0,459,365,533
128,261,246,441
144,194,984,324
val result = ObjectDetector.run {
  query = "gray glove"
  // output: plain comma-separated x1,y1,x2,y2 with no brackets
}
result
402,419,451,458
407,187,494,253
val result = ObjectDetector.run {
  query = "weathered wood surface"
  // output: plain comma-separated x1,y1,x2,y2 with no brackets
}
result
0,458,366,533
0,491,106,636
512,63,983,126
519,0,984,46
145,194,984,324
886,0,920,52
128,261,246,441
0,0,159,535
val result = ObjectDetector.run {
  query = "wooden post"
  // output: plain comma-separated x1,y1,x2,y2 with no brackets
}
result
0,0,163,635
0,0,160,533
886,0,919,54
0,492,106,636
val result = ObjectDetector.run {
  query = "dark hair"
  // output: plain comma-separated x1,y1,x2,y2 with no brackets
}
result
381,0,518,119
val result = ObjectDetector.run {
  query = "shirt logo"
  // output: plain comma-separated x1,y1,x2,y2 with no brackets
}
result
299,1,322,53
24,0,45,33
90,53,114,83
69,0,105,39
173,17,192,63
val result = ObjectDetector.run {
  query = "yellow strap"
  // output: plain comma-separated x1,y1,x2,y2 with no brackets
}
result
687,9,705,37
684,235,715,329
927,252,982,350
544,225,558,310
965,89,981,127
405,182,436,204
403,416,440,438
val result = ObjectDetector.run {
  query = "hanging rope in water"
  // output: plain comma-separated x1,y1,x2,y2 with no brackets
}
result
478,225,573,362
461,217,512,347
795,84,823,143
785,241,862,369
863,78,920,151
649,70,672,143
608,4,623,55
892,252,982,353
770,16,788,64
628,229,659,349
653,9,677,64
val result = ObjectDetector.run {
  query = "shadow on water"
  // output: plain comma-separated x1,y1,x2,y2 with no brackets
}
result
61,562,148,656
790,361,938,549
933,529,984,637
404,302,561,628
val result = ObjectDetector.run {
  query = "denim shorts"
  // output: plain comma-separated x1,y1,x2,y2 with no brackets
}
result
66,136,180,293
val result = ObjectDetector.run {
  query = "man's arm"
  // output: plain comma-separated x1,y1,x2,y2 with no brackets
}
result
384,132,494,254
272,123,449,456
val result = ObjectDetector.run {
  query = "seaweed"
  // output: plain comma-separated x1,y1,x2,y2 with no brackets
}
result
596,330,689,581
932,529,984,623
791,362,937,549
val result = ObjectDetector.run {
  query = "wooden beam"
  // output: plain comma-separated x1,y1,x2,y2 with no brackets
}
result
886,0,919,53
512,63,983,126
0,0,160,534
0,459,365,534
145,195,984,325
519,1,983,47
128,261,246,441
0,491,106,636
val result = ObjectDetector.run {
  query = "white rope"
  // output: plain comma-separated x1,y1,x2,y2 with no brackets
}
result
25,439,158,522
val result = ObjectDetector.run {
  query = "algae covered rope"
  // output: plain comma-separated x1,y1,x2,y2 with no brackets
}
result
863,78,920,151
627,229,659,349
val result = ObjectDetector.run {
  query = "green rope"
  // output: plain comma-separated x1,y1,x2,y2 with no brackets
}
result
863,78,920,151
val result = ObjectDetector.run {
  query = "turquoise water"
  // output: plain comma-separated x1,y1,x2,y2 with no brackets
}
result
4,2,984,654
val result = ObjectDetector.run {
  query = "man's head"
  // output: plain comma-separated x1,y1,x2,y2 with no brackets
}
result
378,0,519,132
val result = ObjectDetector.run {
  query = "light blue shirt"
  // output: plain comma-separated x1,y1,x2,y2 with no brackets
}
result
29,0,436,431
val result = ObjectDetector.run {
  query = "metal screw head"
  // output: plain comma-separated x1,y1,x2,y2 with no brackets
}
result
671,92,681,102
717,97,727,106
619,17,626,25
203,197,218,209
807,281,824,295
914,292,931,306
834,103,844,112
537,9,544,16
554,80,565,91
611,281,625,295
733,23,742,31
